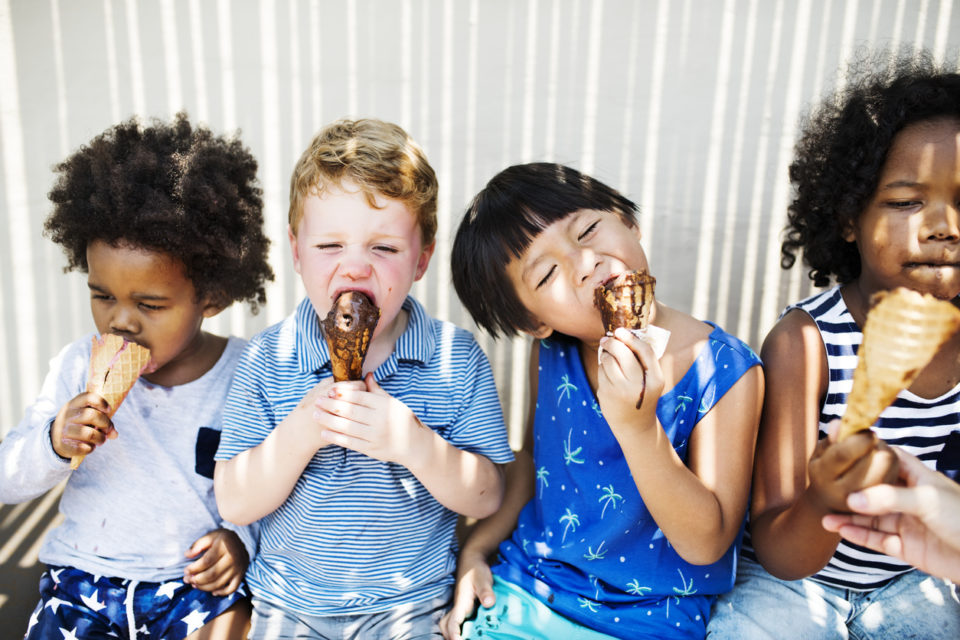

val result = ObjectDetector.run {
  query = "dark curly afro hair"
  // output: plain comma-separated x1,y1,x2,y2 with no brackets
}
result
782,49,960,287
44,113,274,312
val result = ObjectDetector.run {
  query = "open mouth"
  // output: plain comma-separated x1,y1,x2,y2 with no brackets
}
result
333,288,376,306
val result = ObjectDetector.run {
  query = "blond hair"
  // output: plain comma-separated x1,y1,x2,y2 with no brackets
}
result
288,118,438,245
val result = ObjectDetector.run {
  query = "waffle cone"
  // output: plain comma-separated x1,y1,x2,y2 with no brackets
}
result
838,288,960,440
594,271,657,335
71,334,152,469
321,291,380,382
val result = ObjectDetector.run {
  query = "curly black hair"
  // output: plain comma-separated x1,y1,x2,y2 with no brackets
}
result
782,49,960,287
44,113,274,311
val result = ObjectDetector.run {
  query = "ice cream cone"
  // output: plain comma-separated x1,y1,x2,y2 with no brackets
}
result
322,291,380,382
594,270,659,409
71,334,152,469
594,270,657,335
838,288,960,440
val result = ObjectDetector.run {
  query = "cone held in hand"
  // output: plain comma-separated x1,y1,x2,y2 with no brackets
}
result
594,270,658,409
322,291,380,382
72,334,152,469
838,288,960,441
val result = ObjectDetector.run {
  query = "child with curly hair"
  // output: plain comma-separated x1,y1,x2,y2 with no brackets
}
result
441,162,764,640
707,52,960,639
0,113,274,639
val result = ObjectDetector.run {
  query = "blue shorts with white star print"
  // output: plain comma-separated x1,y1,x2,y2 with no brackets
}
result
23,565,249,639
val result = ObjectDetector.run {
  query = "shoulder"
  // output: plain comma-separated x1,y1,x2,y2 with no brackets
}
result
42,333,96,389
762,308,823,362
760,306,828,393
242,309,301,360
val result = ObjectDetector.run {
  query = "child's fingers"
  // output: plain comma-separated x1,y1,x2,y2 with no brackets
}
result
186,556,230,590
440,588,477,640
817,431,880,476
184,547,218,579
185,532,215,559
840,441,899,489
212,573,242,596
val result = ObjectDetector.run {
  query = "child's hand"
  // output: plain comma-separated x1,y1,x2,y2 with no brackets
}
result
183,528,249,596
292,378,365,451
596,328,665,430
314,373,430,467
439,549,495,640
50,392,117,461
807,421,899,513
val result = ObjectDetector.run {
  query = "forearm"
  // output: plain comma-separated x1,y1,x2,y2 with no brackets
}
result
215,411,319,525
407,431,505,519
459,451,535,557
0,420,71,503
615,424,738,565
751,489,841,580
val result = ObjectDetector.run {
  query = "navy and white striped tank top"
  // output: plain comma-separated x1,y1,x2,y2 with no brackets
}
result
778,286,960,590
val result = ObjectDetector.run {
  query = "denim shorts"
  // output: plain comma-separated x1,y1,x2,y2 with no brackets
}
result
247,591,450,640
706,555,960,640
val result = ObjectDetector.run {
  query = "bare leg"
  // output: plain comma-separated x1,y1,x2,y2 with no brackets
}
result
186,600,252,640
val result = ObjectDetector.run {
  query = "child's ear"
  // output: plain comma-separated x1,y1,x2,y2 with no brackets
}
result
414,241,436,281
288,225,302,275
525,323,554,340
202,299,226,319
842,220,858,243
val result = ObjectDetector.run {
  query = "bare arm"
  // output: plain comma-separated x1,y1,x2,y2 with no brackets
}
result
748,310,838,578
749,311,897,580
600,328,764,565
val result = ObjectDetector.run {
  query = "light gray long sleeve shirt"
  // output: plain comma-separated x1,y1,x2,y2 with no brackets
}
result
0,334,255,581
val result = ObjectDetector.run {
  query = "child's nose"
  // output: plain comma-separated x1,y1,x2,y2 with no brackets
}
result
340,247,373,279
925,203,960,241
108,306,140,335
575,250,601,284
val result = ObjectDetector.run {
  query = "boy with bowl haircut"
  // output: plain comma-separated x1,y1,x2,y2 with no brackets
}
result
214,118,513,639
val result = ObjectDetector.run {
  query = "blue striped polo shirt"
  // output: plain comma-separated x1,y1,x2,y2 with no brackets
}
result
216,295,514,615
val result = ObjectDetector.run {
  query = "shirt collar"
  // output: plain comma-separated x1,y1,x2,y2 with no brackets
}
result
294,295,435,377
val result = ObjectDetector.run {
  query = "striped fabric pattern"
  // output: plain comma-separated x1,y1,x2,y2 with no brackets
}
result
746,287,960,591
215,295,514,615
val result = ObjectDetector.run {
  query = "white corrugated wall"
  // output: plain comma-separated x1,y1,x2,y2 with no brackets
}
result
1,0,957,451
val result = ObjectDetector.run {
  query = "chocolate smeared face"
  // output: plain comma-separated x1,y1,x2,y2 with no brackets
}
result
321,291,381,381
593,271,657,335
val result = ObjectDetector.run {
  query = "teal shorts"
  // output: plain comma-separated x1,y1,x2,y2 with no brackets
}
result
461,576,618,640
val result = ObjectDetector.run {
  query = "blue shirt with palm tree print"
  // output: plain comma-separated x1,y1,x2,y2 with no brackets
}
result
492,324,761,639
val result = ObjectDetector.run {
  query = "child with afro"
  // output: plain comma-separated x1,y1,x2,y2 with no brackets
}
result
0,113,274,639
707,51,960,639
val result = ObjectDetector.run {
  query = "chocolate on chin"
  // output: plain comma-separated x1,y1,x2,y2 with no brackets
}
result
594,270,657,335
321,291,380,382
